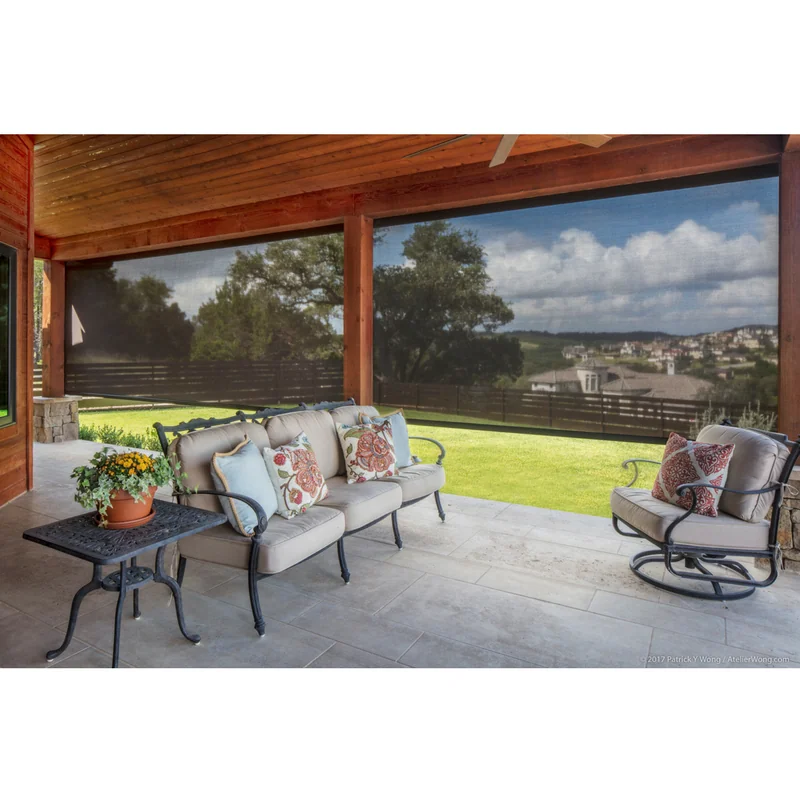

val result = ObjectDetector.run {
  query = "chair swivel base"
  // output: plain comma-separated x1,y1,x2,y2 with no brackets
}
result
630,548,757,601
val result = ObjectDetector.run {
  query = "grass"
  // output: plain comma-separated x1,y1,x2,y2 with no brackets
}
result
78,405,665,517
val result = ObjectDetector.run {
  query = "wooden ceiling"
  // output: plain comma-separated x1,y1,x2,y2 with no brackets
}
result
33,134,615,239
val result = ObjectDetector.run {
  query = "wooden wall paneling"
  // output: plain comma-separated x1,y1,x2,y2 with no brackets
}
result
343,215,373,404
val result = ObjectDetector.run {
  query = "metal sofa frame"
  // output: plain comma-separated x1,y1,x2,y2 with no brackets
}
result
613,425,800,601
153,398,446,634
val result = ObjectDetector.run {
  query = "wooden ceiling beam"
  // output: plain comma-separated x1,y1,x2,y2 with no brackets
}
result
34,235,51,260
784,135,800,152
48,134,782,262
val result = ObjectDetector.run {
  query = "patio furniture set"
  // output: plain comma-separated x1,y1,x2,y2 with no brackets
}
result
20,403,800,667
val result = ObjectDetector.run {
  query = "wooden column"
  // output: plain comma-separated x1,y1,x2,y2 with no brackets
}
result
343,215,373,404
42,260,66,397
779,151,800,438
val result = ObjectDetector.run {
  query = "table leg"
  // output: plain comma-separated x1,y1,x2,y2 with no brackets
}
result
131,556,141,620
112,560,128,668
153,545,201,644
47,564,103,662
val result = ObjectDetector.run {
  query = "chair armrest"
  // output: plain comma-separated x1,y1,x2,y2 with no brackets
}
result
408,436,446,466
175,488,269,538
621,458,662,488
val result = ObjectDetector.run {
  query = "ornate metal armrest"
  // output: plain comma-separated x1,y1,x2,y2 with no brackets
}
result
175,489,269,538
621,458,662,488
677,482,782,498
408,436,446,466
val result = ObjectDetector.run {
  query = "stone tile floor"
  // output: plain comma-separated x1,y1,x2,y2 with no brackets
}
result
1,440,799,668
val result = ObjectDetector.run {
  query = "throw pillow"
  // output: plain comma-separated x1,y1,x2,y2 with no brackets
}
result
652,431,735,517
358,408,413,468
210,437,279,536
263,432,329,518
336,421,397,484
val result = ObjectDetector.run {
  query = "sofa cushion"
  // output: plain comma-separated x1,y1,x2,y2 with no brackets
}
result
329,404,379,428
696,424,789,522
611,486,769,551
263,432,329,518
177,505,345,574
168,422,271,514
320,475,402,532
380,463,445,504
265,410,340,480
210,438,278,535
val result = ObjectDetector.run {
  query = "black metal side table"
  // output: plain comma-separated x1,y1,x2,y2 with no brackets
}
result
22,499,226,668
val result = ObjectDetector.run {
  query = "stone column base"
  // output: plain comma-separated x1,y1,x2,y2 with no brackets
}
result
33,396,81,443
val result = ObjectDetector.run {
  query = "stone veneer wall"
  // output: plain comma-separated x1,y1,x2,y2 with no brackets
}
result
33,397,80,443
775,469,800,574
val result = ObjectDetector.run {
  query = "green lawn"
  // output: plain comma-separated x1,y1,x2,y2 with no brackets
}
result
79,406,664,517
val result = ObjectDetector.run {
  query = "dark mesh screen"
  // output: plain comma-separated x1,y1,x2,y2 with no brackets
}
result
66,232,345,407
373,175,780,438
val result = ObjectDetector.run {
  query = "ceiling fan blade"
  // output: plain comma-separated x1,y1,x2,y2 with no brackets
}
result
404,135,473,159
561,134,612,148
489,135,519,167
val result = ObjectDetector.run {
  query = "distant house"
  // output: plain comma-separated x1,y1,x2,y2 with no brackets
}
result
562,345,592,361
529,357,711,401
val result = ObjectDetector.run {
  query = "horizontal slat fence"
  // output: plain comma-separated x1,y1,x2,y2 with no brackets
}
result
374,381,764,440
65,360,343,407
33,367,42,397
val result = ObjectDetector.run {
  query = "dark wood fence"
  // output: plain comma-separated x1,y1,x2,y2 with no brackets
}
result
33,366,42,397
65,359,344,407
374,381,764,439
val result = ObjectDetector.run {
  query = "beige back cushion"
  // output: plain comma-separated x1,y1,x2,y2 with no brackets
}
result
168,422,271,513
696,424,789,522
265,410,341,479
328,405,379,474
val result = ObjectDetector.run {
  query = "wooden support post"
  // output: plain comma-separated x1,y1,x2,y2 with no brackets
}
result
343,215,373,404
779,152,800,439
42,260,66,398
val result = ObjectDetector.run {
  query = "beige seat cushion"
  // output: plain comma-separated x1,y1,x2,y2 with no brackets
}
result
611,486,769,551
320,475,402,531
168,422,271,514
178,505,345,574
696,425,788,522
379,463,445,504
265,410,340,480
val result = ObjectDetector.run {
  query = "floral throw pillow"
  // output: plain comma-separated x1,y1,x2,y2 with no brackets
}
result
336,422,396,484
262,432,329,519
652,431,735,517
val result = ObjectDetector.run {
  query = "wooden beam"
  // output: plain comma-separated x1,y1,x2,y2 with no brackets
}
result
779,152,800,439
34,234,51,260
42,260,66,397
784,135,800,152
343,215,373,404
49,134,783,262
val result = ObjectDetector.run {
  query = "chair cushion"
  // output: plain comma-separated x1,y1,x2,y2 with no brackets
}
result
263,432,329,518
210,438,278,535
359,409,413,468
651,431,735,517
265,410,340,480
696,424,789,522
168,422,271,514
177,505,345,574
336,421,397,483
329,404,379,428
611,486,769,551
379,463,445,504
319,475,402,532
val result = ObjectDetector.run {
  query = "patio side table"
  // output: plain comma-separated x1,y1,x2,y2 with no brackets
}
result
22,499,226,668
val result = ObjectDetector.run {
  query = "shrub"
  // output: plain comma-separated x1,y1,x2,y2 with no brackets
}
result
79,423,162,452
689,401,777,439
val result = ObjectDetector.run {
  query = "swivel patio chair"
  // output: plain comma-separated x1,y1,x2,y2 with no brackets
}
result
610,423,800,601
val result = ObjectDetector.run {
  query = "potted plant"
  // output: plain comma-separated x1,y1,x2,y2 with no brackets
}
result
71,447,182,529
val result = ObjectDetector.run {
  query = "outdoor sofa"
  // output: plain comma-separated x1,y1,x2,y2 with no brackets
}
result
154,399,446,636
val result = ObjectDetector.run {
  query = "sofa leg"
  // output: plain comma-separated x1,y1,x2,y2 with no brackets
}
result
391,511,403,549
434,491,446,522
337,538,351,584
248,542,266,637
177,555,187,587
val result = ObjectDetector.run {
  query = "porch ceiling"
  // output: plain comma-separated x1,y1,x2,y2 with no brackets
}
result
32,134,601,240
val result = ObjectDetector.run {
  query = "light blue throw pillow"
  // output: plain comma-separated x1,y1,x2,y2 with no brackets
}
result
359,410,413,468
210,438,278,536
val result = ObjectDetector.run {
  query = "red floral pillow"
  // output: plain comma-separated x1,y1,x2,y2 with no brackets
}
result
335,422,396,484
263,432,329,519
652,432,735,517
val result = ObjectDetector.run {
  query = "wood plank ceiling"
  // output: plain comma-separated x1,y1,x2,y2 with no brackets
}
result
33,134,610,239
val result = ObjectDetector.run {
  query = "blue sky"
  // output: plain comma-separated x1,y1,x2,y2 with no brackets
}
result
374,176,779,335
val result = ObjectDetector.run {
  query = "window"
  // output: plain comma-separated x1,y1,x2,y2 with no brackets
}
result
65,231,345,407
0,243,16,428
373,171,779,438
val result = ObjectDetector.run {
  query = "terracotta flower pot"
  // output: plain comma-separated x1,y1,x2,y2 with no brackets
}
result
102,486,157,528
